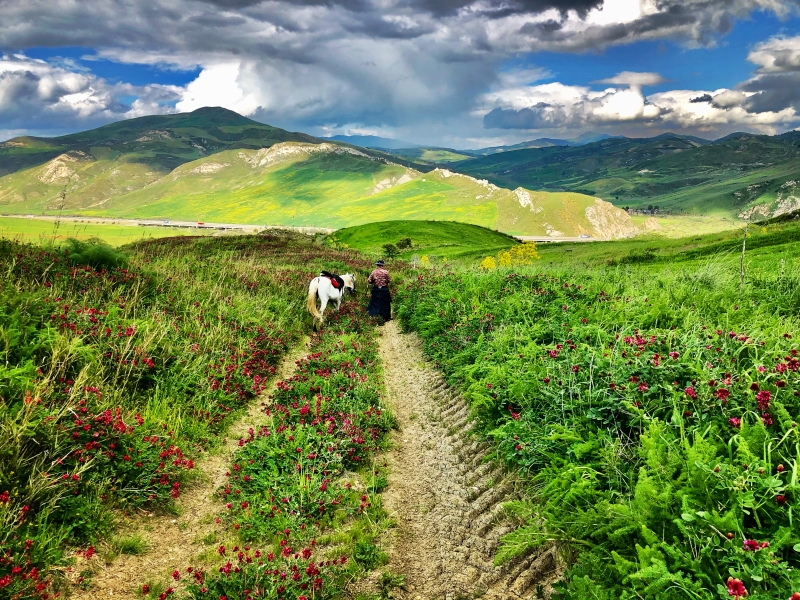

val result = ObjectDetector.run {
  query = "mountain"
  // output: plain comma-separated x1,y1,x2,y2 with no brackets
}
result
0,109,637,238
471,132,618,155
328,134,420,150
0,107,325,210
453,132,800,218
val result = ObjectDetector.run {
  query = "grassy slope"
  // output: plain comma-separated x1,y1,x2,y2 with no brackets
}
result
534,216,800,270
454,133,800,217
0,110,630,237
64,149,612,237
327,220,518,260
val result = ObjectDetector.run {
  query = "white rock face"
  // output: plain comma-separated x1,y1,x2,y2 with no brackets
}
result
585,198,638,239
136,130,174,142
37,152,90,184
189,162,230,175
738,180,800,220
513,187,543,214
432,168,498,194
370,171,416,195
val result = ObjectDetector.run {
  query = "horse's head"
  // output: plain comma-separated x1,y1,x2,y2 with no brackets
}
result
343,273,356,294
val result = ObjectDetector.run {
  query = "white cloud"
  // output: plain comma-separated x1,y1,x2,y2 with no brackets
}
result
748,35,800,73
0,54,181,137
480,69,798,136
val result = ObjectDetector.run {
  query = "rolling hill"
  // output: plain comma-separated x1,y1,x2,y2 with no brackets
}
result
454,132,800,219
0,109,638,239
326,220,518,260
469,132,618,155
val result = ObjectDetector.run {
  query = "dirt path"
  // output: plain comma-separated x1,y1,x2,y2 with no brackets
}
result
81,340,309,599
378,322,557,600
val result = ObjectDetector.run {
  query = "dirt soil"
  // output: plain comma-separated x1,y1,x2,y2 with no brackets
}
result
377,321,558,600
78,341,309,599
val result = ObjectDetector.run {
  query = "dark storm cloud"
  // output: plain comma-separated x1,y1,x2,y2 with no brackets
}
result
187,12,248,27
690,94,713,103
739,73,800,112
402,0,603,18
483,103,569,128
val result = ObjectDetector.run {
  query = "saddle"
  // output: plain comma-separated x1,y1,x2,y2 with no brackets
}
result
320,270,345,290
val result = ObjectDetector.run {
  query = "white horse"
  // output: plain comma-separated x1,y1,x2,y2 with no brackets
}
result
306,273,356,327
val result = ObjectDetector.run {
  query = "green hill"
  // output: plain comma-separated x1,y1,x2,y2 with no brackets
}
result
326,220,518,260
0,107,324,211
454,132,800,219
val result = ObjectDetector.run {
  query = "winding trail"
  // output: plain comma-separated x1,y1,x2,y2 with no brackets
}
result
378,321,558,600
81,340,309,599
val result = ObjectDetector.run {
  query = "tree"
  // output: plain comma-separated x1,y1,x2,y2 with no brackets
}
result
382,243,399,258
396,237,412,250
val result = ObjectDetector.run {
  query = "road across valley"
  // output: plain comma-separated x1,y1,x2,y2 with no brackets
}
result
516,235,597,242
0,214,335,234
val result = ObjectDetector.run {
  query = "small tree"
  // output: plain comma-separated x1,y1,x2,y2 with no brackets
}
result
396,237,412,250
382,243,399,258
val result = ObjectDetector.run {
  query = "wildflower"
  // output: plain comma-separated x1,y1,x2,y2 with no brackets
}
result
756,390,771,410
571,365,579,373
685,386,697,400
726,577,748,598
777,495,787,505
729,417,741,429
172,570,180,580
743,539,761,551
141,585,150,595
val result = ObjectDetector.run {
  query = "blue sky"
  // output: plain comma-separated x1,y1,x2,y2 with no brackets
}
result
1,0,800,147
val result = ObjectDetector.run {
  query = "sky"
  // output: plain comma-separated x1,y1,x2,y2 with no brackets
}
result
2,0,800,148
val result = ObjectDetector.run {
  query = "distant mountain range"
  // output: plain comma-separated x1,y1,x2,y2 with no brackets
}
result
2,107,797,225
328,134,420,150
452,131,800,218
469,132,619,155
0,107,637,238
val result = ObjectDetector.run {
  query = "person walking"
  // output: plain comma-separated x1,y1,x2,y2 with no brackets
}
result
367,259,392,322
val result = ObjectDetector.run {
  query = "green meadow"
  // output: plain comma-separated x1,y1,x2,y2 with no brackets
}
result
0,217,202,246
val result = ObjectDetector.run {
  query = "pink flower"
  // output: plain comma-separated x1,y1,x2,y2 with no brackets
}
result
756,390,771,410
685,386,697,400
729,417,741,429
726,577,748,598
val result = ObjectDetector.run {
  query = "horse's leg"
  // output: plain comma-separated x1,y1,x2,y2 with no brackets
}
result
319,295,329,323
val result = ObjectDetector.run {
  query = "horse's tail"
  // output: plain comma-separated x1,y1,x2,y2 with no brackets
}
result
307,278,322,322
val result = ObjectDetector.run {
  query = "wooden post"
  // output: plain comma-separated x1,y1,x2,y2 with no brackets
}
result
740,221,749,291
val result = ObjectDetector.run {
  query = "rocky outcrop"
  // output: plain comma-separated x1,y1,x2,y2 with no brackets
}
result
738,180,800,220
585,198,638,239
239,142,397,170
37,151,92,184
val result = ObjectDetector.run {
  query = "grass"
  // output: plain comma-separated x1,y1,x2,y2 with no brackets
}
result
0,216,203,246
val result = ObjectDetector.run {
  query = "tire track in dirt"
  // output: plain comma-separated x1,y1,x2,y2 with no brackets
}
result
80,340,310,599
378,321,557,600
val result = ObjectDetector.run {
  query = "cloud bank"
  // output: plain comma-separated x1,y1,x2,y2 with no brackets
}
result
0,0,798,143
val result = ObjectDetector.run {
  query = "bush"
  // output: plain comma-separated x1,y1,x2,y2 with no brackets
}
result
63,237,128,270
